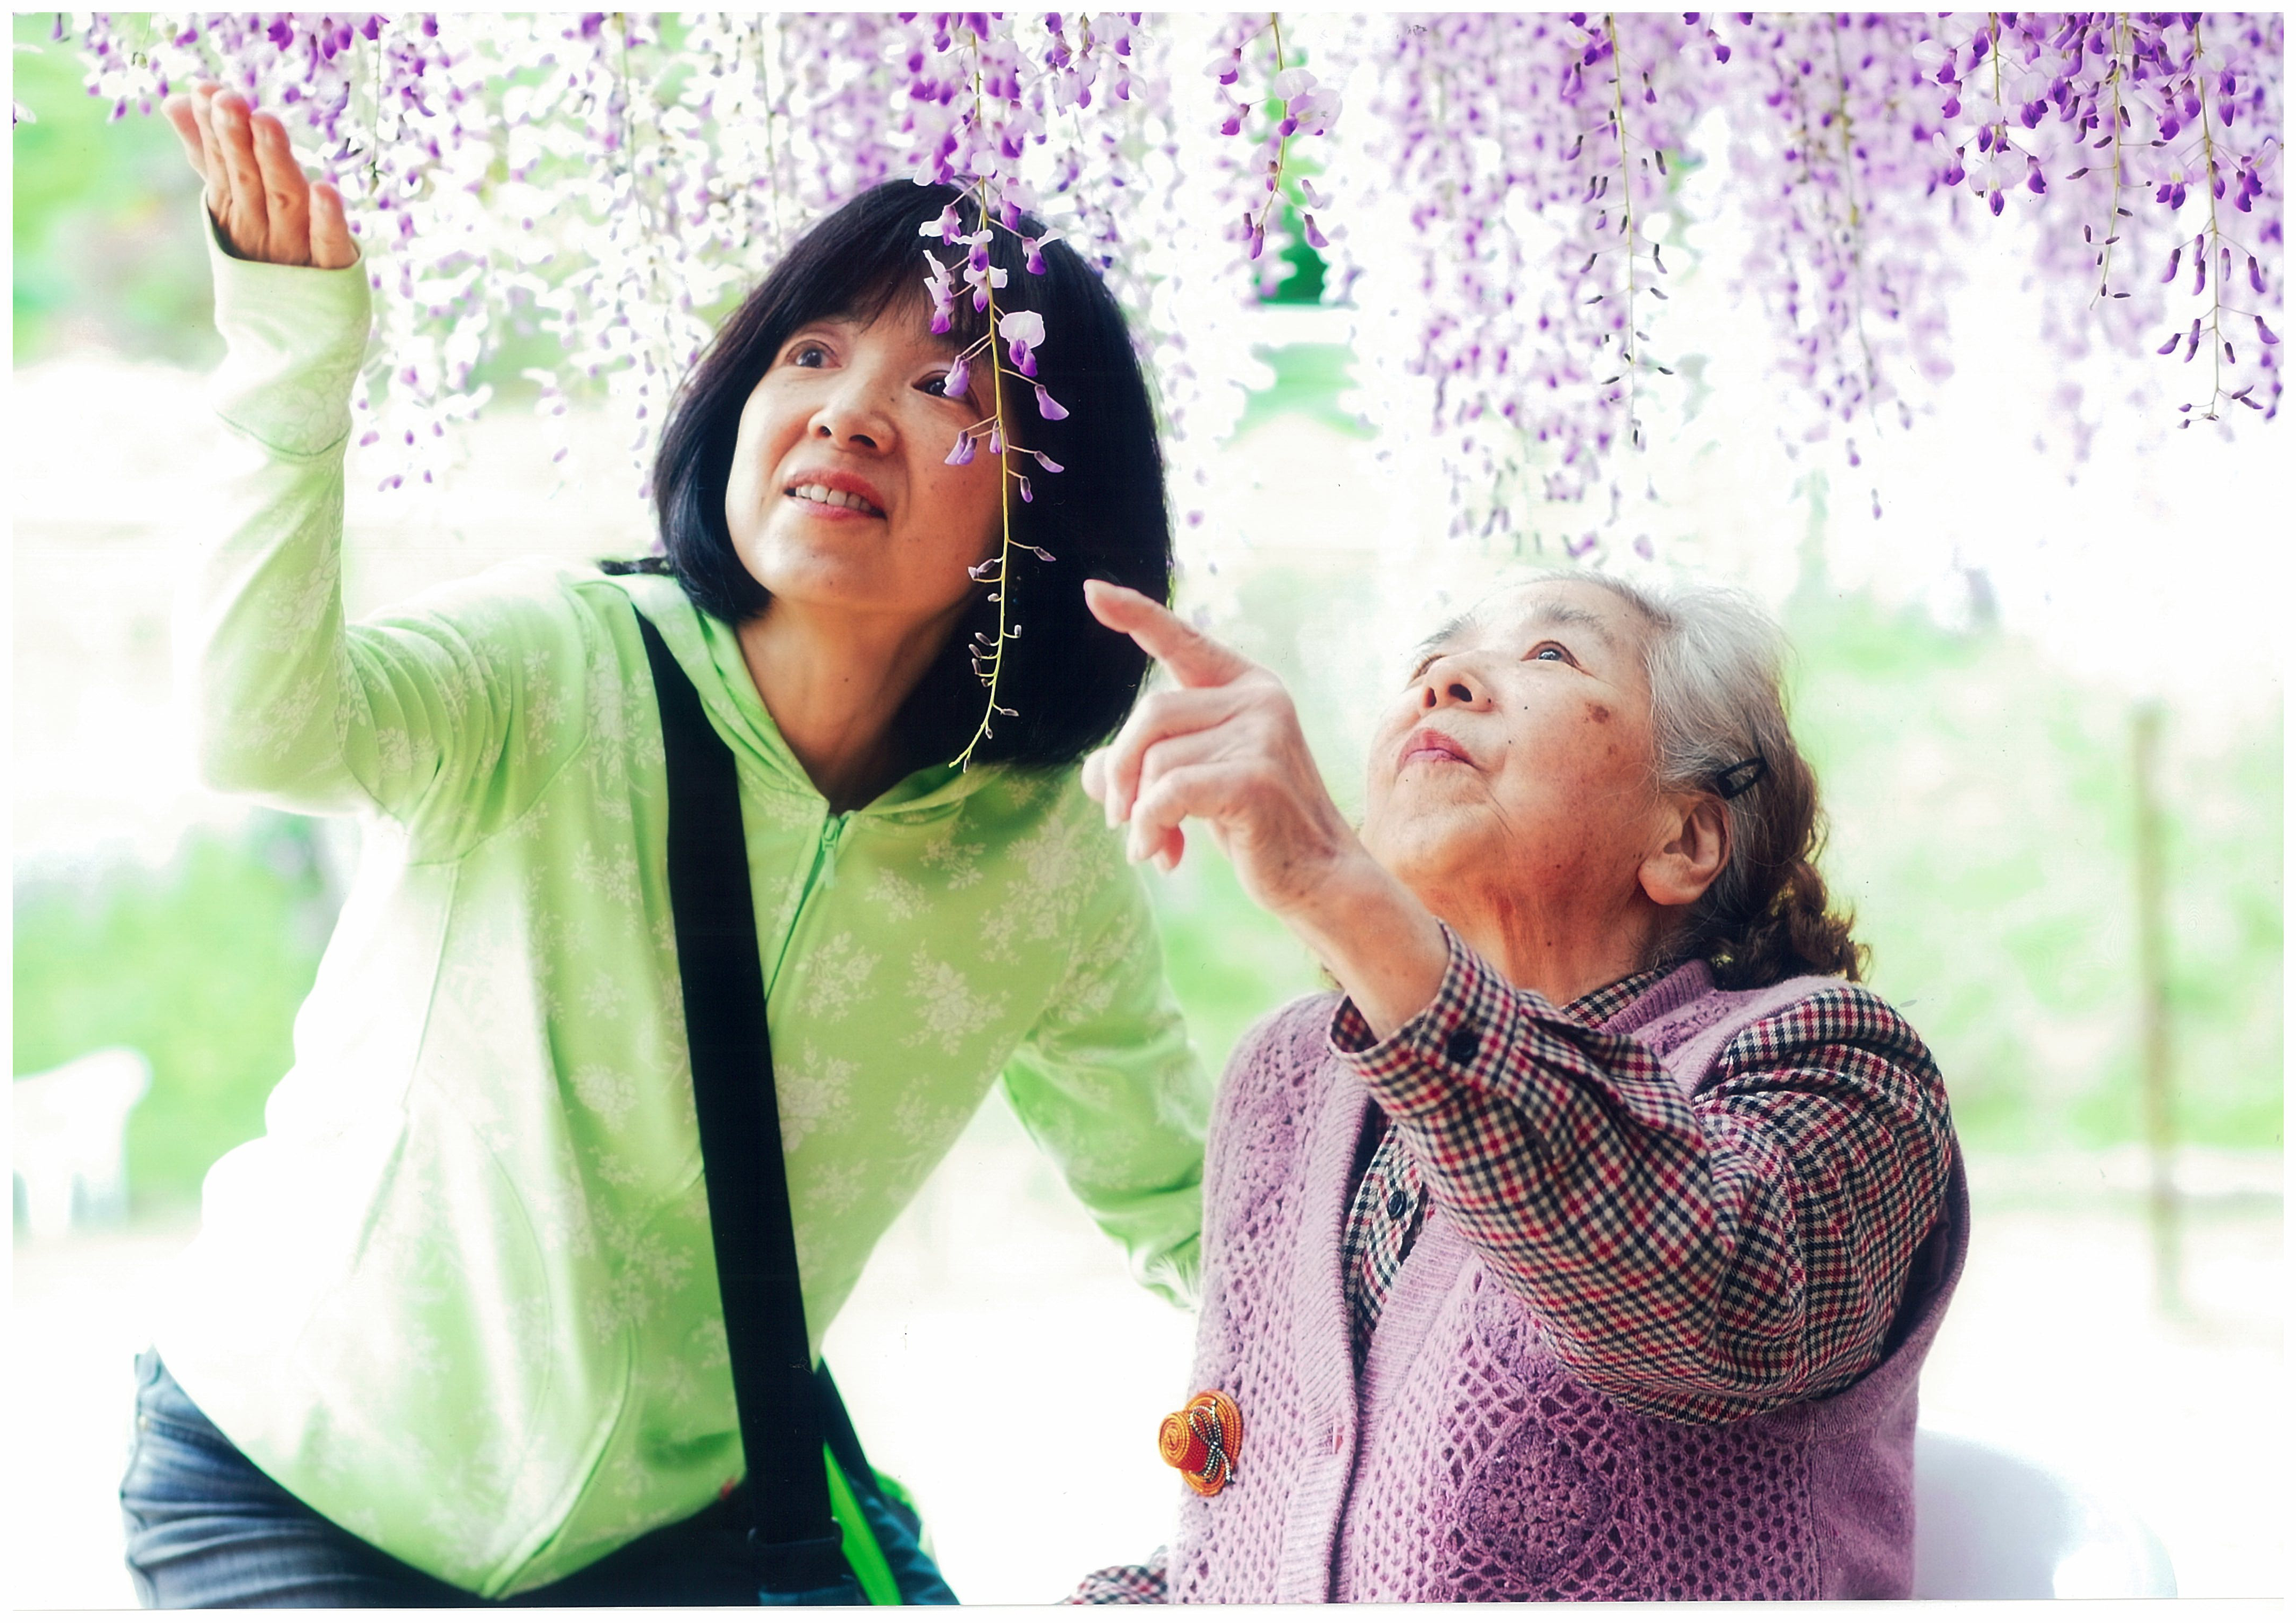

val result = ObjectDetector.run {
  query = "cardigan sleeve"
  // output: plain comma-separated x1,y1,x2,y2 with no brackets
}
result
176,211,592,853
997,808,1210,1309
1332,926,1955,1424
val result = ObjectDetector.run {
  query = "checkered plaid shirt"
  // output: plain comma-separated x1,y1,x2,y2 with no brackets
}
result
1063,931,1953,1603
1333,925,1954,1425
1338,959,1669,1358
1066,1548,1168,1604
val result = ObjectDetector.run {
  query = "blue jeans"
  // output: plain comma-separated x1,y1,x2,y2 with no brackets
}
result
120,1350,957,1607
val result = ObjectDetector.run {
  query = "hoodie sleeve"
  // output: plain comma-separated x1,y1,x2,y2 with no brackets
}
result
998,790,1210,1308
178,211,593,850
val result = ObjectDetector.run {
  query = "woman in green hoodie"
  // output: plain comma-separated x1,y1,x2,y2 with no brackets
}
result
120,83,1207,1606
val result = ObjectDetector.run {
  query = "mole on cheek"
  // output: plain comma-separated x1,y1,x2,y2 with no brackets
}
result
1586,702,1613,725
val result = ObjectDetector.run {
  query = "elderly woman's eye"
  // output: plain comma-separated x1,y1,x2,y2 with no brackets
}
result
1529,643,1570,662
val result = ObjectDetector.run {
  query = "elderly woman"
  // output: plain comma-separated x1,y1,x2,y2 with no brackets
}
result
1070,572,1964,1603
120,86,1208,1606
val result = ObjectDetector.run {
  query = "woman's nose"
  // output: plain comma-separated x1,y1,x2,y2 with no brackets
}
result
810,384,892,451
1419,660,1489,711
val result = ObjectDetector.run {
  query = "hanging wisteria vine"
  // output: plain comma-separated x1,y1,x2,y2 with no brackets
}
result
59,11,2284,553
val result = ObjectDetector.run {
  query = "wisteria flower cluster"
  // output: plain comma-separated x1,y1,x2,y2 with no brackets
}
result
1921,12,2283,442
1323,13,1727,541
62,12,2283,655
1313,11,2281,538
1205,14,1340,280
888,14,1136,762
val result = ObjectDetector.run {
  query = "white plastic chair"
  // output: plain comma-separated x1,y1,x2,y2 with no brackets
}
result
1913,1428,2177,1598
11,1046,151,1239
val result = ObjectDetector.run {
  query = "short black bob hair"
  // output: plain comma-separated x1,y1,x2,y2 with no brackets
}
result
616,179,1171,773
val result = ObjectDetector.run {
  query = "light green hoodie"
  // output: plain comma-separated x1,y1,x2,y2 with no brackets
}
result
155,228,1207,1597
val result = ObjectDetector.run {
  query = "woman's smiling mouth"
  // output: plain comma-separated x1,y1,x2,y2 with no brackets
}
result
784,479,886,518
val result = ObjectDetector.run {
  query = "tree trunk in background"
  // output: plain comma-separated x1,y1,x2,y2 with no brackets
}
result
2129,699,2182,1317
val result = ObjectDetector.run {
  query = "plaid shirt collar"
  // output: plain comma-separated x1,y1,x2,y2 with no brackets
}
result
1558,960,1681,1028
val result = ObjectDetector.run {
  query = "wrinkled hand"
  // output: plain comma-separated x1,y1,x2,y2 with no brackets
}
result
1083,581,1451,1034
1081,581,1365,919
162,82,356,270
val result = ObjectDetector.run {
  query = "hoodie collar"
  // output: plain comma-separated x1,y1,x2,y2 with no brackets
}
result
619,574,997,818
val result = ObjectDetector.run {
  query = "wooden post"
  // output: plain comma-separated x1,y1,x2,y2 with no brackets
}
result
2129,699,2182,1317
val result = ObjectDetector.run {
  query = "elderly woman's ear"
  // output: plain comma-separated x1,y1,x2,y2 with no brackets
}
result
1638,792,1731,910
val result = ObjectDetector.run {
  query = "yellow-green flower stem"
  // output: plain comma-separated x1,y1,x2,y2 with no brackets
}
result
2192,15,2229,420
1603,15,1643,448
1986,13,2006,200
952,38,1019,771
1251,14,1296,243
2094,14,2130,304
1824,20,1881,417
369,23,385,198
927,21,1123,768
757,20,789,258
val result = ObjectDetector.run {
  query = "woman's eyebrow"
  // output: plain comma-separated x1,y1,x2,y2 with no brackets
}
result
1410,613,1475,666
1520,601,1618,652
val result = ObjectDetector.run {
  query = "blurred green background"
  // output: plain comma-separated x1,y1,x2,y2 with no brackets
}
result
13,15,219,367
11,14,2282,1217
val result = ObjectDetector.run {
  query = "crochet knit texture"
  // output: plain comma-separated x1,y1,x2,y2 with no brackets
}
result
1168,968,1968,1603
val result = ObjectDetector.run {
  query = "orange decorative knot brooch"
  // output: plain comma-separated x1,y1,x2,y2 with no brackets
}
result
1158,1390,1243,1497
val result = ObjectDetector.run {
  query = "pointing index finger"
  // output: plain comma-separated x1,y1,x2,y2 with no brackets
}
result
1083,579,1253,690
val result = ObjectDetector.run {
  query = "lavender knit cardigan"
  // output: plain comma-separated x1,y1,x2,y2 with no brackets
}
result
1168,963,1969,1603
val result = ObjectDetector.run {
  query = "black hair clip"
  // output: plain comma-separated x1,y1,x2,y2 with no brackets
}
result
1714,756,1768,800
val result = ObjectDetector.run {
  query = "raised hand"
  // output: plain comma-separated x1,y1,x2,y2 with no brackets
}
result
1082,580,1451,1033
1081,580,1362,912
162,83,356,270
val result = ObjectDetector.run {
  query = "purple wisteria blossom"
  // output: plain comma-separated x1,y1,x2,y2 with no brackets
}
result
1330,14,1723,534
66,12,2283,538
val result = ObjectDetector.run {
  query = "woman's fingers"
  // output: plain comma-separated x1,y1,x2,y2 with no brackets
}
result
187,85,231,220
1121,720,1273,867
1083,580,1253,690
1094,685,1246,828
1080,579,1346,900
170,83,352,269
1088,707,1226,863
250,113,311,262
160,94,211,182
309,182,357,270
1126,761,1231,868
211,92,274,258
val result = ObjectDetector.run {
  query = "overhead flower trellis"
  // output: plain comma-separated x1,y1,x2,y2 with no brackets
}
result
59,10,2283,543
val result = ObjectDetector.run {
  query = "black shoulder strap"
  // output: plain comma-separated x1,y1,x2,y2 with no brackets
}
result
637,614,845,1590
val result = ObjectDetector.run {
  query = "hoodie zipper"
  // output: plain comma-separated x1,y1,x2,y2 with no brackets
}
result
761,806,853,1003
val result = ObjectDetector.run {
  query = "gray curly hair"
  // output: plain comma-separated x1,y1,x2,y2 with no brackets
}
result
1499,569,1867,988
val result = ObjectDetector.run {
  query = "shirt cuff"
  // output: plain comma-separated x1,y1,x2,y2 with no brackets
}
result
1327,921,1550,1118
205,202,373,458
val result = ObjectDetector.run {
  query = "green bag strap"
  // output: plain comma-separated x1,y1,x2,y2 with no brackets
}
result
825,1446,901,1606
